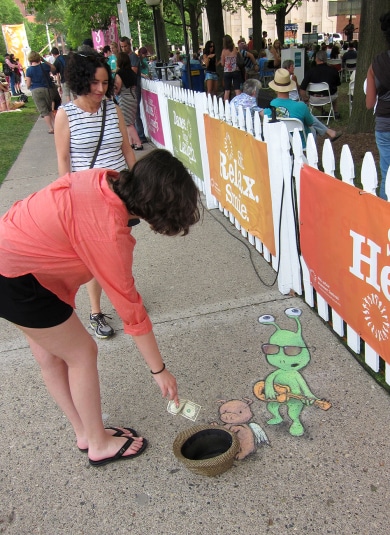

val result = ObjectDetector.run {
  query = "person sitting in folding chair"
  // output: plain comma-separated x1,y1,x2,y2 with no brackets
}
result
264,69,342,146
299,50,341,119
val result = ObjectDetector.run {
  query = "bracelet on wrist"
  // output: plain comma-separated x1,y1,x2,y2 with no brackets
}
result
150,363,166,375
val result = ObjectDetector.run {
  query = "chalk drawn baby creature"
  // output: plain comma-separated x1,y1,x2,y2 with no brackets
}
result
214,398,269,460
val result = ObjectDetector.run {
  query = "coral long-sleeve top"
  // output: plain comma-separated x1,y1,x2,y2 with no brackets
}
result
0,168,152,336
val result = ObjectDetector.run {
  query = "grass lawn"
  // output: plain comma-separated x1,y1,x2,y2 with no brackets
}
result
0,99,39,185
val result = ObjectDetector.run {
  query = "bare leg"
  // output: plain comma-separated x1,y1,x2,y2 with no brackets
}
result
86,278,102,314
17,312,144,460
44,113,55,132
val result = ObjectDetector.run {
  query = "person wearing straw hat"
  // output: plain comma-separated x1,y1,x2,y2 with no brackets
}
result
265,68,342,143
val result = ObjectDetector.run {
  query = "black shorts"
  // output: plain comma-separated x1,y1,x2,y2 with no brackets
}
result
0,273,73,328
223,70,242,91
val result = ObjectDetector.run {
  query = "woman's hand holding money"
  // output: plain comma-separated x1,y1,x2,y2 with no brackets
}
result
153,368,179,407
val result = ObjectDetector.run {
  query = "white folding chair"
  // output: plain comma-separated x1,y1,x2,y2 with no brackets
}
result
344,58,357,82
279,117,307,148
348,80,354,116
307,82,335,125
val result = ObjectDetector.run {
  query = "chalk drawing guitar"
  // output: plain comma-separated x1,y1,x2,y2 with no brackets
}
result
214,398,269,460
253,308,331,437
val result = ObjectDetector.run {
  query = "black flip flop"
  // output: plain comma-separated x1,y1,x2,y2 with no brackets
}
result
78,426,139,453
89,437,148,467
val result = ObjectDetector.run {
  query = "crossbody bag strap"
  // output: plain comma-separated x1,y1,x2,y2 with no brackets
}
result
39,62,53,88
89,99,107,169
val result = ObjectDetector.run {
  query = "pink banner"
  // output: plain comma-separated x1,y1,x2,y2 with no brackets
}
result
142,89,165,146
92,17,119,50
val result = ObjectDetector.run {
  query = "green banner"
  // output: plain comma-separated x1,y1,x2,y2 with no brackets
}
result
167,99,204,181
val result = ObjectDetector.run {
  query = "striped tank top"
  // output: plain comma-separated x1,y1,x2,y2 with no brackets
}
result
61,99,127,172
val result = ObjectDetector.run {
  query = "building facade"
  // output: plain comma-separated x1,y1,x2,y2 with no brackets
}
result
202,1,360,47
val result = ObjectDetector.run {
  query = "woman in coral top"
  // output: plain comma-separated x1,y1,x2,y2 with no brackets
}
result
0,149,200,467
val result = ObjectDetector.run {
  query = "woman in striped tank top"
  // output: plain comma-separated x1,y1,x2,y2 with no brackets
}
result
54,51,135,339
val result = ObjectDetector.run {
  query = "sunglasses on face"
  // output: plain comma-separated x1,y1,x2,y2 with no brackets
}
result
261,344,307,356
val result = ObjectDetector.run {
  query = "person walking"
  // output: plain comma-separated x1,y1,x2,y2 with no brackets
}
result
3,53,17,96
54,50,136,338
119,37,147,144
366,11,390,200
25,51,57,133
51,47,71,104
114,52,144,150
0,149,201,467
107,42,119,77
203,40,218,97
221,34,242,101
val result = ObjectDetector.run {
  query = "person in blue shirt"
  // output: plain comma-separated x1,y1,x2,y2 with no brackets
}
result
230,78,263,119
264,69,342,145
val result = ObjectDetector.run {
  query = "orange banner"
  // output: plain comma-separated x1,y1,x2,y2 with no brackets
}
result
300,164,390,363
204,115,275,255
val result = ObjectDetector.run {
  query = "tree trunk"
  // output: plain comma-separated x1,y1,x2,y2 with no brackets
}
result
156,2,169,62
188,3,199,54
252,0,262,52
348,0,388,133
275,0,286,44
205,0,224,59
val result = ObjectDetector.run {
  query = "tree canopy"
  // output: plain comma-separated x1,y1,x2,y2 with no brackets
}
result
0,0,24,57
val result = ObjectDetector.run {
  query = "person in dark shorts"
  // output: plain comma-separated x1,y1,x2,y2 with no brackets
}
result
0,149,200,467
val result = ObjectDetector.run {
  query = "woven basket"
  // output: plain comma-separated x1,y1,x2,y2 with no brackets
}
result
172,425,240,477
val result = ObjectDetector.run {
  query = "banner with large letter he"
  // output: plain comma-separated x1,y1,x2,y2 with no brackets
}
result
167,99,203,180
204,115,275,255
300,164,390,364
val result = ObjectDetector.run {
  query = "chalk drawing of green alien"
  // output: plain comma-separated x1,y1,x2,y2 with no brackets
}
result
253,308,331,437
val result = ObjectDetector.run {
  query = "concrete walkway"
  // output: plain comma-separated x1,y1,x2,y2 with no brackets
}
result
0,115,389,535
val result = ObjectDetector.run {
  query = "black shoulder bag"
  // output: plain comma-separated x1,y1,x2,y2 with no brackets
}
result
89,99,107,168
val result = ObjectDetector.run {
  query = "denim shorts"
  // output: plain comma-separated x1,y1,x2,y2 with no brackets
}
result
205,72,218,82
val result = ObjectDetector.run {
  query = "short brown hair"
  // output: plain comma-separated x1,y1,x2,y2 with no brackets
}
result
28,51,41,63
111,149,201,236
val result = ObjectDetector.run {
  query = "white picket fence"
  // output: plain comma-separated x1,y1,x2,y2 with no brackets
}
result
141,79,390,385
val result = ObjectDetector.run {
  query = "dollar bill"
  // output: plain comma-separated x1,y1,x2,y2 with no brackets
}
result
167,399,201,421
167,399,186,415
181,400,201,422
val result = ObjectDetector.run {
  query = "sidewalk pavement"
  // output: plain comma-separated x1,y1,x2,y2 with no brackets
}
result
1,115,390,535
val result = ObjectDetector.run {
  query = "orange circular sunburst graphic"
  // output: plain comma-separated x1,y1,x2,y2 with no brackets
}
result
362,293,390,342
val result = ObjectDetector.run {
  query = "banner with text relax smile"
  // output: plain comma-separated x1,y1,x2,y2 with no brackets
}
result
300,164,390,364
204,115,275,256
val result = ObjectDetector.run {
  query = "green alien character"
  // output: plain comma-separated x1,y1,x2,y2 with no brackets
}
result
253,308,330,437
